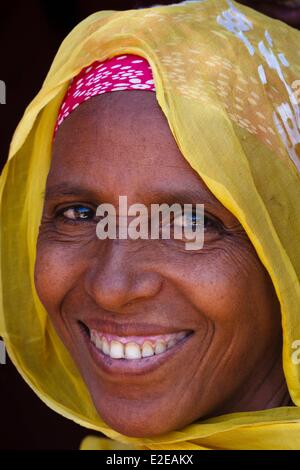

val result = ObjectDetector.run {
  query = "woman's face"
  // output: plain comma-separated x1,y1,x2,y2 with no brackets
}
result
35,91,285,437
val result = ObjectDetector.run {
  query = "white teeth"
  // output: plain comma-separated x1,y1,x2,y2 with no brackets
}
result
110,340,124,359
155,340,167,355
125,342,142,360
91,330,97,343
177,331,187,340
167,338,177,349
142,341,155,358
102,337,110,356
90,329,189,360
95,336,102,350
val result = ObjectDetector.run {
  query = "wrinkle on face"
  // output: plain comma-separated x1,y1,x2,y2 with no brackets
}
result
35,91,287,437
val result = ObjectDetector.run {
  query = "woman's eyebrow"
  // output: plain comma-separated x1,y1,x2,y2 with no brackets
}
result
150,189,220,207
42,183,98,200
42,185,220,208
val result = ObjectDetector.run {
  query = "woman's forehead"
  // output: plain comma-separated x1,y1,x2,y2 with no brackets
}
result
49,92,226,210
52,91,189,173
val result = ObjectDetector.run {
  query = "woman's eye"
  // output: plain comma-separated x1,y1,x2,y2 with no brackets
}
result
173,211,219,231
203,214,221,231
185,212,203,231
59,205,96,222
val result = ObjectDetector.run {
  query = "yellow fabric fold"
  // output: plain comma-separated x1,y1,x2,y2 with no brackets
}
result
1,0,300,449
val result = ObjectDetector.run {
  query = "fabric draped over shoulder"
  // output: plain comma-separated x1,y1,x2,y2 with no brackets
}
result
1,0,300,449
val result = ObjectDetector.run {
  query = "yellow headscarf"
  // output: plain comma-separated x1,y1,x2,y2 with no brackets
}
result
1,0,300,450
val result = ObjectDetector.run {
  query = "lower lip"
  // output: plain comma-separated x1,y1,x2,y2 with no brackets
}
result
86,333,193,377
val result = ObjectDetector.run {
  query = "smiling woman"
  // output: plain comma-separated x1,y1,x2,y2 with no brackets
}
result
36,85,287,437
1,0,300,450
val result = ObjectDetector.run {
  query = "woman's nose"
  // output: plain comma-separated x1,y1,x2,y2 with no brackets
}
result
84,241,163,312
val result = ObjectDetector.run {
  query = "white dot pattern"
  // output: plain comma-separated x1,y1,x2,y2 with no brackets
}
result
55,54,155,134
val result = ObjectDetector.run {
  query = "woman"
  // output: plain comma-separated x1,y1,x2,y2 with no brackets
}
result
1,0,300,449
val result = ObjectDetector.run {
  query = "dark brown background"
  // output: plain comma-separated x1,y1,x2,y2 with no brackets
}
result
0,0,299,450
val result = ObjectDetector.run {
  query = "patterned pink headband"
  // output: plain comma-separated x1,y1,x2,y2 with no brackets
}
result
55,54,156,134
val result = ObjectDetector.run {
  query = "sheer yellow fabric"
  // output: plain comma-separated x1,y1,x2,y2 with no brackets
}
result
1,0,300,450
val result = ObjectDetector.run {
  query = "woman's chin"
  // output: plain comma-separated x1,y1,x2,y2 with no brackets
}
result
93,400,189,438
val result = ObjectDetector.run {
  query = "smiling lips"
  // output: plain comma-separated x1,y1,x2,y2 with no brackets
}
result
90,329,190,360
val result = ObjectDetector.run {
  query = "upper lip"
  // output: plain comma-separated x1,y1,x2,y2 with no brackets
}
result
79,319,192,337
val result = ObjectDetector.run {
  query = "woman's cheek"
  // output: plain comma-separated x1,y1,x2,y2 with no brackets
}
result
172,246,255,325
34,241,84,309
